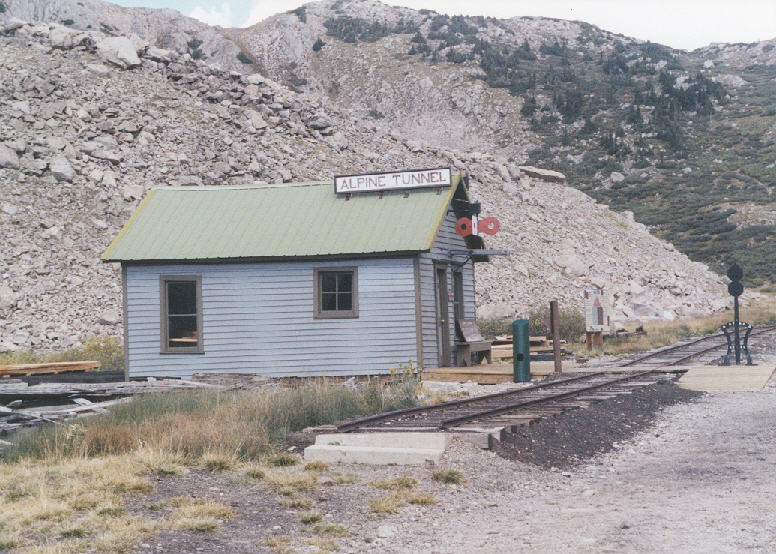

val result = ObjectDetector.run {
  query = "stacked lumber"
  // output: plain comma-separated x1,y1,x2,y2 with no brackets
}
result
0,361,100,378
490,336,570,361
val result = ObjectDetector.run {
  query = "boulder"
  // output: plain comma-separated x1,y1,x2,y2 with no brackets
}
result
1,17,26,35
49,156,75,182
96,36,141,69
0,284,15,314
0,143,20,170
518,165,566,183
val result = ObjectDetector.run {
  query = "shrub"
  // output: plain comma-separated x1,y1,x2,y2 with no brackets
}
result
528,306,585,343
477,317,513,339
371,475,417,491
269,454,299,467
299,511,322,524
312,38,325,52
236,51,254,64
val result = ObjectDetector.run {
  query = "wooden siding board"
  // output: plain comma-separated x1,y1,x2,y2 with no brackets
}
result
126,258,417,378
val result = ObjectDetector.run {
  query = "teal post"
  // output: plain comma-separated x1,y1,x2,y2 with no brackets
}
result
512,319,530,383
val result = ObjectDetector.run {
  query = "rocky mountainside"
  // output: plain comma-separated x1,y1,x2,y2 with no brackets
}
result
230,0,776,283
0,16,731,352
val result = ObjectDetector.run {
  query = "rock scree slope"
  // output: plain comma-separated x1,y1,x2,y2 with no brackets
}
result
0,14,728,352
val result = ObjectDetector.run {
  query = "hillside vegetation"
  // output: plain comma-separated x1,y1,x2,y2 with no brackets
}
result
239,1,776,283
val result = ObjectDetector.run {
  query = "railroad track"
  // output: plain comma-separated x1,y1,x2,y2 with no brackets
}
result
618,323,776,368
337,370,668,438
332,323,776,445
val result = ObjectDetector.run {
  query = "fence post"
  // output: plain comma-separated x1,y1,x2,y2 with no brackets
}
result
550,300,562,374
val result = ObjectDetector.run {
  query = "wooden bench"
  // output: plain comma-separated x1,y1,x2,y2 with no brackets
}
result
455,319,492,366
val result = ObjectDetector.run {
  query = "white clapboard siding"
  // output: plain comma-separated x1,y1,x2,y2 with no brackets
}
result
418,209,476,368
126,258,417,378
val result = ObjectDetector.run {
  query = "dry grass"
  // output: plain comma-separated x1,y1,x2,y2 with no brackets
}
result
303,461,329,472
576,296,776,357
298,511,322,524
407,492,437,505
265,468,319,495
0,455,162,552
368,493,407,515
371,475,418,491
311,523,348,537
321,471,359,486
170,496,234,532
279,496,315,509
264,535,295,553
4,379,419,463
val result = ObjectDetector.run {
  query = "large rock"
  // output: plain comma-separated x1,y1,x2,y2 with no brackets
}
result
0,143,20,169
49,156,75,182
96,36,141,69
0,284,15,314
518,166,566,183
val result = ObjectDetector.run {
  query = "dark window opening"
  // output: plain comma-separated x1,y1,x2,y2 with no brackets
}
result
314,268,358,318
161,276,203,353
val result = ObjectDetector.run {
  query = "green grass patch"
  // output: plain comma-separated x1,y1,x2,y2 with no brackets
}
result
431,469,464,484
2,377,420,462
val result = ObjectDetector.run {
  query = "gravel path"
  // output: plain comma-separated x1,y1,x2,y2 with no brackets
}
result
356,375,776,553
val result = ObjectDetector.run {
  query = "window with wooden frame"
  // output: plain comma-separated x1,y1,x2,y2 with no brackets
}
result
160,275,204,353
313,268,358,319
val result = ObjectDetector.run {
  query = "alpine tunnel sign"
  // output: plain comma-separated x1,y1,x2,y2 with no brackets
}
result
334,167,452,194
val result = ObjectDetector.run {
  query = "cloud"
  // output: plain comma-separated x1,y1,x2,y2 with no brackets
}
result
242,0,306,28
190,2,233,27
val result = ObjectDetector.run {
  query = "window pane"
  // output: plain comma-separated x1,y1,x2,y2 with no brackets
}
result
321,292,337,311
338,293,352,311
338,272,352,293
168,281,196,315
169,315,198,348
321,273,337,293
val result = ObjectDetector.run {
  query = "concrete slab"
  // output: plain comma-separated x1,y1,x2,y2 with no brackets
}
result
304,432,448,465
676,365,775,392
314,432,448,450
303,444,443,465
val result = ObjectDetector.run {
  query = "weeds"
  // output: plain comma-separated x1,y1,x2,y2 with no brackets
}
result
3,378,419,462
279,496,314,509
245,465,265,479
202,453,234,471
0,334,124,372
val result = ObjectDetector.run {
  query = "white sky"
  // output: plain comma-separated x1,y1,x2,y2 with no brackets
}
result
115,1,776,50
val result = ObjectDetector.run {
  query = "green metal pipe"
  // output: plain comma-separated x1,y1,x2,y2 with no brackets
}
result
512,319,530,383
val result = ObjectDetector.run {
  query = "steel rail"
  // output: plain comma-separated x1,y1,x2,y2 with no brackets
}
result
620,324,776,367
336,372,602,432
439,369,656,428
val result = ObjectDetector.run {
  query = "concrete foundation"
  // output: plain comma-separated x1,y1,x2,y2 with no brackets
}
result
304,432,448,465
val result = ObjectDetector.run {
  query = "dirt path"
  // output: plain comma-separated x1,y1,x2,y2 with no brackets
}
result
357,383,776,553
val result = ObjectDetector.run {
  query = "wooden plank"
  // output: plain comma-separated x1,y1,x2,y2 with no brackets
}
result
0,361,100,375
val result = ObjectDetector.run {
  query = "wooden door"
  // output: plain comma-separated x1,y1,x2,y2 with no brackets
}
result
436,265,450,366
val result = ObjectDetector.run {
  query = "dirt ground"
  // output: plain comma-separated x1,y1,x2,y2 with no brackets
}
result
124,343,776,553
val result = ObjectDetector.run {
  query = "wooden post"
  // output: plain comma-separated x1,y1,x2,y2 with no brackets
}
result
550,300,562,374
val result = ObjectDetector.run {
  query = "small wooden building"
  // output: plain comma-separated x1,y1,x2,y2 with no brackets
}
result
102,171,491,379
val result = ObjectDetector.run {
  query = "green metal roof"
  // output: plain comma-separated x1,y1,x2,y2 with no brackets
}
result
102,176,465,262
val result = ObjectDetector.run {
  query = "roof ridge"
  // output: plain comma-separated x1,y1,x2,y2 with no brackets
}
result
154,182,333,191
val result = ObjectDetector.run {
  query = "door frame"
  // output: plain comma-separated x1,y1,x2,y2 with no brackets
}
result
434,263,451,367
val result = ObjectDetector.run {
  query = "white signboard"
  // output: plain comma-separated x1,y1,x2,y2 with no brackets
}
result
584,289,612,333
334,167,451,194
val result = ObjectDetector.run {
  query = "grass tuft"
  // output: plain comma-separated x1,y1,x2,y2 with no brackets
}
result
322,472,358,486
303,460,329,472
407,492,437,505
312,523,347,537
269,454,299,467
245,465,266,479
279,496,314,509
202,453,234,472
264,534,295,553
432,469,464,484
299,511,322,524
368,493,406,515
371,475,417,491
60,526,90,538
